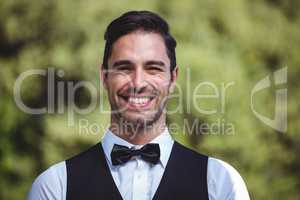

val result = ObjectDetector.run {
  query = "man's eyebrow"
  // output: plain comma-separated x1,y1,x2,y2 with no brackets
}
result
112,60,133,68
145,60,166,67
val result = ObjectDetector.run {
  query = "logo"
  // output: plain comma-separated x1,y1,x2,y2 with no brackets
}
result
251,67,287,132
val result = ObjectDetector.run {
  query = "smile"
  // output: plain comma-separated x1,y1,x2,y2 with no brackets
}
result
119,95,155,108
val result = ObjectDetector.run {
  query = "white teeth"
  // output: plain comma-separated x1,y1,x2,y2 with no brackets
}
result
128,97,150,105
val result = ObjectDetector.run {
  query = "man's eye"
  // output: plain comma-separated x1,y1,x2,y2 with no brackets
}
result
117,66,131,71
148,66,163,71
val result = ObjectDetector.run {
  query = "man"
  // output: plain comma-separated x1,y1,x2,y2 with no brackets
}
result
28,10,250,200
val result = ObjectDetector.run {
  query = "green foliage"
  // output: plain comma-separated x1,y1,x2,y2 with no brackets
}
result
0,0,299,199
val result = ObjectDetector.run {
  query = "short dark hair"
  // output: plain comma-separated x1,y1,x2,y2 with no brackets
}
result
102,10,177,71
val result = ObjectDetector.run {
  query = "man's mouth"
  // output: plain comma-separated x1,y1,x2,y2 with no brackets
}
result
119,95,155,109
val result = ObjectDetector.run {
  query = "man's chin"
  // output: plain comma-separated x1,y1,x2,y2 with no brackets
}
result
118,114,156,128
112,108,163,129
123,117,150,126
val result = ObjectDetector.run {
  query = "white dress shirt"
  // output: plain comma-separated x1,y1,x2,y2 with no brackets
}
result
28,128,250,200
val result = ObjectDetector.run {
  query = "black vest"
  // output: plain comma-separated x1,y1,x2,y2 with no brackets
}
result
66,141,208,200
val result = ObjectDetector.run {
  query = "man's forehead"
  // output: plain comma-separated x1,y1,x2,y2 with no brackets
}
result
108,31,170,65
112,31,166,51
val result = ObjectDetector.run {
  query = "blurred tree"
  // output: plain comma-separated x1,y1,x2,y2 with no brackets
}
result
0,0,299,199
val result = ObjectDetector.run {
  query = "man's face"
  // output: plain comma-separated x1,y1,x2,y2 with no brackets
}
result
102,31,178,127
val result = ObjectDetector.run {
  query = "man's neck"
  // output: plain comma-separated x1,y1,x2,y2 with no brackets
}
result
109,115,167,145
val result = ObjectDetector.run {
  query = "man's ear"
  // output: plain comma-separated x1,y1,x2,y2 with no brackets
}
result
169,66,178,93
100,64,108,89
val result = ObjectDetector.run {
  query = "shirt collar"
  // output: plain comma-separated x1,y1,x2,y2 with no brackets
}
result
101,127,174,168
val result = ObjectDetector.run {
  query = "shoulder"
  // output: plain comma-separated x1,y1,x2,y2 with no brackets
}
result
66,142,102,164
27,161,66,200
207,157,250,200
173,141,208,160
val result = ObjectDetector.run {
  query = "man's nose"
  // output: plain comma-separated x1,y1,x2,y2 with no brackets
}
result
131,68,147,90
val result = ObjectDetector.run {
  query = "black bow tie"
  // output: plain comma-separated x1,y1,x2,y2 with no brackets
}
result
111,143,160,166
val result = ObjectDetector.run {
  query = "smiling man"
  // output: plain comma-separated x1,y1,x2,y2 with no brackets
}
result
28,11,250,200
103,27,176,144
